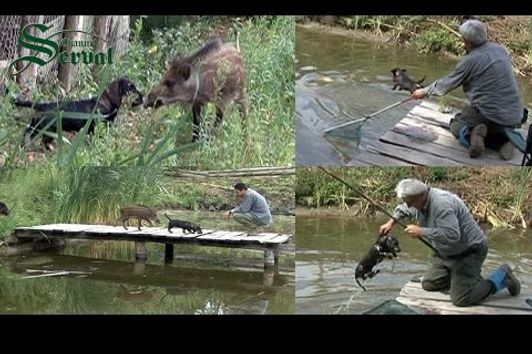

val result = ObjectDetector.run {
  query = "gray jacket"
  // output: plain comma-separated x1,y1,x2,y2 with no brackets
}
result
393,188,486,257
231,188,272,224
423,42,523,127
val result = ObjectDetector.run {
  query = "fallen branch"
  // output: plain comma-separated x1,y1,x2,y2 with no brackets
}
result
25,269,92,275
426,19,462,39
22,271,71,279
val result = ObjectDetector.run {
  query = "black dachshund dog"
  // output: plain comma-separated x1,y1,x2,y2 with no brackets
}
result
164,214,203,234
14,77,143,149
0,201,9,216
355,234,401,291
391,68,425,94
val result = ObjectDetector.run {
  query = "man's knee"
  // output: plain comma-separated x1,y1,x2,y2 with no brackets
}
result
451,292,475,307
450,117,465,138
422,278,449,292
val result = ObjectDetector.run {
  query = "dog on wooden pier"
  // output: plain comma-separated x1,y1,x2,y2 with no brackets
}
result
164,214,203,234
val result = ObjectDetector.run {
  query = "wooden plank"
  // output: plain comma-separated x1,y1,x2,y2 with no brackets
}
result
262,235,292,244
254,234,282,242
348,150,413,166
392,118,521,165
196,231,235,240
195,230,232,240
402,281,532,311
396,296,531,315
397,281,532,314
393,119,523,165
216,232,250,241
380,131,496,166
368,140,462,166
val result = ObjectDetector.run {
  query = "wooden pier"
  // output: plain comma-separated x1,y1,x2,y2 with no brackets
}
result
350,101,529,166
396,279,532,314
13,224,293,269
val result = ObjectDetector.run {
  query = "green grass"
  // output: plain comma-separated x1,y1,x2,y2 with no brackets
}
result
1,16,294,169
296,167,532,229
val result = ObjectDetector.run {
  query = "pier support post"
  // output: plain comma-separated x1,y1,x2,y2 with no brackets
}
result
164,243,174,264
264,249,275,269
135,241,147,260
274,249,280,270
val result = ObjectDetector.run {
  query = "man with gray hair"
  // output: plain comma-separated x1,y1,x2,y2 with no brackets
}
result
412,19,525,160
379,178,521,307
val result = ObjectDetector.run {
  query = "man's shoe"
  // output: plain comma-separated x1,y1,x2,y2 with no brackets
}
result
469,124,487,158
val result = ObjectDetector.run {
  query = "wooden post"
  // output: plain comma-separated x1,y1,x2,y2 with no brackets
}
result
264,249,275,269
164,243,174,264
135,241,147,260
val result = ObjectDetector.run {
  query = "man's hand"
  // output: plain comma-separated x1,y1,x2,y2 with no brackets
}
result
412,88,427,99
404,224,422,238
379,219,396,235
222,211,231,220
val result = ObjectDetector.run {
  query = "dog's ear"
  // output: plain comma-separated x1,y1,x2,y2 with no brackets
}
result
401,69,407,72
103,80,122,106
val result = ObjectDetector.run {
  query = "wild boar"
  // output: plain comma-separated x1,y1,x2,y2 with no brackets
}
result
120,205,160,231
145,38,249,141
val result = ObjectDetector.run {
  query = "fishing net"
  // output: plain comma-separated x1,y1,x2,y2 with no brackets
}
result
363,300,421,315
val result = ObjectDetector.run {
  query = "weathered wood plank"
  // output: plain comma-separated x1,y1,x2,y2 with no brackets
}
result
368,140,462,165
216,232,249,241
380,131,496,166
398,118,524,165
12,225,291,251
402,281,532,311
262,235,292,244
397,281,532,314
396,296,531,314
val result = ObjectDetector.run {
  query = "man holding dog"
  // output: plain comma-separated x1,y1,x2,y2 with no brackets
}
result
379,178,521,307
223,182,273,228
412,19,525,160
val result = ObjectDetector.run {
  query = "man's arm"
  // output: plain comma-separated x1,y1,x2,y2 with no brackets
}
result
393,203,418,221
231,193,253,214
422,58,472,97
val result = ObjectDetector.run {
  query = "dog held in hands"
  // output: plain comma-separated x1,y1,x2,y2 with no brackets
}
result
164,214,202,234
391,68,425,93
355,234,401,291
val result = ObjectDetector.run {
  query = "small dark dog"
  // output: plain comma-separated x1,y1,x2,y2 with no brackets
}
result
164,214,202,234
0,201,9,216
391,68,425,93
14,77,143,149
355,234,401,291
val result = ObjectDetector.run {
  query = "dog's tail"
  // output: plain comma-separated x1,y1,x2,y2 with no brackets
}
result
12,97,36,108
11,96,57,111
417,76,426,84
355,278,367,291
164,213,172,221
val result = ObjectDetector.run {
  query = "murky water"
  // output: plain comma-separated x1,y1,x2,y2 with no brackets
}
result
0,210,295,314
296,25,532,165
296,215,532,314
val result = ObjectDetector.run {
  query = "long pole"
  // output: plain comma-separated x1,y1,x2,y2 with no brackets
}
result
318,167,438,254
323,96,415,134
